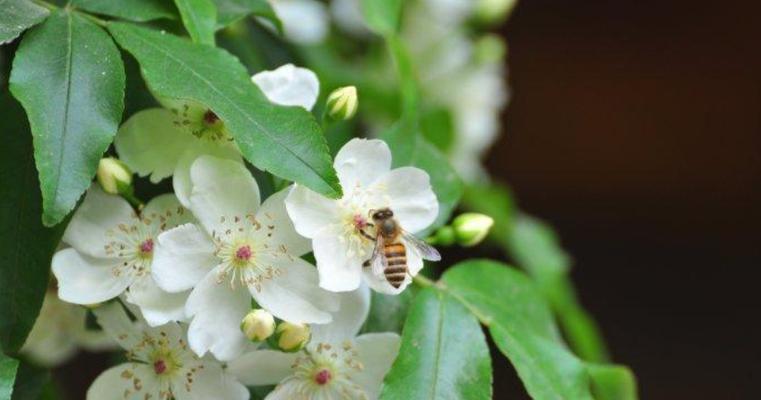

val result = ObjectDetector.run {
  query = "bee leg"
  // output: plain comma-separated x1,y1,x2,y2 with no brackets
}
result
362,259,371,268
358,228,376,241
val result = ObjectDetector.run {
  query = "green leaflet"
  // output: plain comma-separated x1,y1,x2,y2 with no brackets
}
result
9,10,125,227
360,0,402,36
0,0,49,45
212,0,282,31
0,94,66,354
108,22,342,198
71,0,175,22
442,260,595,400
8,362,50,400
0,355,18,400
380,288,492,400
587,363,639,400
174,0,217,45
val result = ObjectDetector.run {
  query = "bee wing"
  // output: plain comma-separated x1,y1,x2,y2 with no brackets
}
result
402,231,441,261
369,233,388,277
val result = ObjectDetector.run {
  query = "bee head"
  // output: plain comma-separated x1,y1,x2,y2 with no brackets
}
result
370,208,394,221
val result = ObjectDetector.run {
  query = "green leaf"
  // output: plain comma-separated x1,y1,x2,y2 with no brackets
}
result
212,0,281,31
461,182,515,249
587,364,638,400
71,0,175,22
508,214,571,278
420,107,455,152
363,287,416,334
360,0,402,36
174,0,217,45
0,355,18,400
0,0,49,45
9,10,126,226
10,362,49,400
381,288,492,400
0,94,66,354
442,260,595,400
383,124,463,232
108,22,342,198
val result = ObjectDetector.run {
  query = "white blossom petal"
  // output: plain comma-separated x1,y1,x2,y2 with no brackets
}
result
352,333,402,398
153,224,217,293
312,285,370,343
188,155,261,235
369,167,438,233
263,380,301,400
255,188,311,256
251,63,320,110
171,363,249,400
125,276,189,326
140,193,192,228
312,231,363,292
173,141,243,208
86,363,160,400
114,108,192,183
252,255,338,324
185,266,251,361
62,187,136,258
228,350,299,386
91,302,144,352
334,138,392,189
52,249,132,305
284,184,340,238
270,0,329,45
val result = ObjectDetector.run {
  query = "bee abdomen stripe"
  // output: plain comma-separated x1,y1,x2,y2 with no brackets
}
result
384,243,405,251
385,266,407,274
387,258,406,266
385,251,405,258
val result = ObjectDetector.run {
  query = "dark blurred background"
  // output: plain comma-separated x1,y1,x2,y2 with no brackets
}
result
491,1,761,398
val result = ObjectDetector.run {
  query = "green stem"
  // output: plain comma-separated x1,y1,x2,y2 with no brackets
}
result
412,274,435,288
121,191,145,210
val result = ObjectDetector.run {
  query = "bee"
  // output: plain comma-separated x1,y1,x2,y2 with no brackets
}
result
361,208,441,289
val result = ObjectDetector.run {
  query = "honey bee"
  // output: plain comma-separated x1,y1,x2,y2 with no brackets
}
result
361,208,441,289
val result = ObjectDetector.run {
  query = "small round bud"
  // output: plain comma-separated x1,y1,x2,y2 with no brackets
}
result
475,0,518,25
240,309,276,342
274,322,310,352
475,34,508,65
452,213,495,247
96,157,133,195
326,86,358,120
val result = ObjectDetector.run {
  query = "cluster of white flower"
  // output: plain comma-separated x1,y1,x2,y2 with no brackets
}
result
44,64,436,400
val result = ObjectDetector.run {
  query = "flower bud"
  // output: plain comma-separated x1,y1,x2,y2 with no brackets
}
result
326,86,358,120
96,157,132,195
452,213,494,247
274,322,310,352
475,0,518,24
240,309,276,342
430,226,456,247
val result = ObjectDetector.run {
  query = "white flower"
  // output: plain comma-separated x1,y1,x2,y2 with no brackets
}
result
21,291,115,367
52,187,192,327
115,64,320,207
152,155,339,361
285,138,439,295
229,286,400,400
251,64,320,110
87,302,248,400
269,0,329,45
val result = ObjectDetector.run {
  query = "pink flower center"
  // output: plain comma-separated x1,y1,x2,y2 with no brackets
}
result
353,214,367,230
235,245,252,261
153,359,167,375
139,239,154,254
314,369,331,385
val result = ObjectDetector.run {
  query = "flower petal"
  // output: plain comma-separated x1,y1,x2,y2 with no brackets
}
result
62,187,136,258
171,363,248,400
369,166,438,233
125,276,189,326
252,255,338,324
312,231,363,292
114,108,192,183
255,188,311,256
352,333,401,398
152,224,217,293
270,0,329,45
334,138,392,189
185,266,251,361
173,141,243,208
52,248,131,305
312,284,370,343
189,155,261,235
263,380,302,400
251,63,320,110
284,184,340,238
91,302,144,352
140,193,193,230
86,363,160,400
228,350,299,386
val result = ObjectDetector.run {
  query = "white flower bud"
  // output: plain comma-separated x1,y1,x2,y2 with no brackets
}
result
274,322,310,352
96,157,132,195
326,86,358,120
475,0,518,24
240,309,276,342
452,213,494,247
